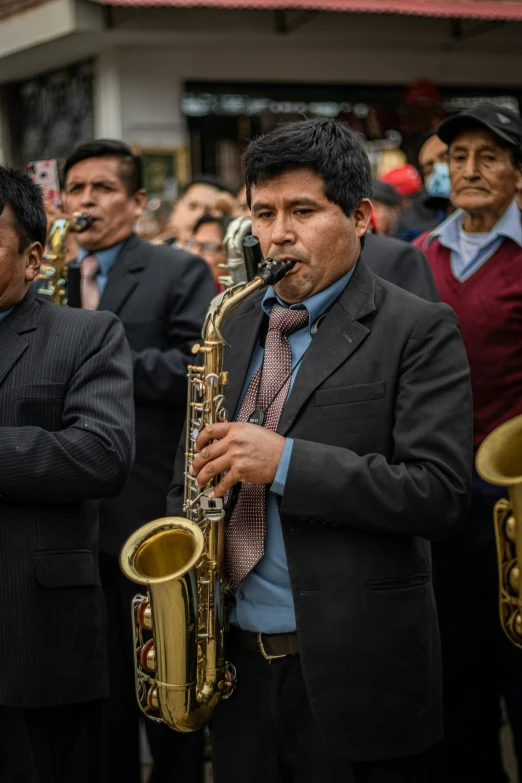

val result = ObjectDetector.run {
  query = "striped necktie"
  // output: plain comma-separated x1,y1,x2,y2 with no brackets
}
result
225,303,309,588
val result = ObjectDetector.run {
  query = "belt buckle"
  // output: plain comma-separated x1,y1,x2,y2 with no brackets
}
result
257,632,287,662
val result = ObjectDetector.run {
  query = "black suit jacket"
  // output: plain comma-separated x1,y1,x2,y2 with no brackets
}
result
167,259,473,761
69,233,216,554
362,232,440,302
0,293,133,708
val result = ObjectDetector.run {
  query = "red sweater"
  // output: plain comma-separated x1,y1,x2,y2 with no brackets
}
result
414,233,522,450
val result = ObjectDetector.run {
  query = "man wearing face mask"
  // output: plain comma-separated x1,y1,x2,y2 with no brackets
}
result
415,102,522,783
394,134,451,242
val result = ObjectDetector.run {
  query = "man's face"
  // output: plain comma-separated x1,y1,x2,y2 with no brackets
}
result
449,128,520,216
186,221,226,280
0,204,41,311
418,136,448,181
63,156,146,252
251,169,372,304
169,184,221,245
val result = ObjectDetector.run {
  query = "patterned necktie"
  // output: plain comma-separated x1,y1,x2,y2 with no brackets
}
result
225,303,309,588
80,254,100,310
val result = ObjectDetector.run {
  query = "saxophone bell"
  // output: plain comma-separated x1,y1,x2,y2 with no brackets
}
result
476,413,522,648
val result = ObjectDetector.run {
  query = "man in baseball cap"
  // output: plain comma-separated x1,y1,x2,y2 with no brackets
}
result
415,101,522,782
437,101,522,150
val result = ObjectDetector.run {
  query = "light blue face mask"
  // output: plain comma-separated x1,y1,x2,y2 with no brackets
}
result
425,162,451,199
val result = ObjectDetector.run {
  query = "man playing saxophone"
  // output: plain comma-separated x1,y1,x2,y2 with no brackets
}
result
167,118,473,782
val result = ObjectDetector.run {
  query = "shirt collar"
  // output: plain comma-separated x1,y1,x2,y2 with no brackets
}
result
427,199,522,250
77,240,126,276
261,263,356,331
0,307,13,323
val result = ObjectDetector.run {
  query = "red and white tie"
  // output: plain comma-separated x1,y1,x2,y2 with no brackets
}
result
80,254,100,310
225,303,309,588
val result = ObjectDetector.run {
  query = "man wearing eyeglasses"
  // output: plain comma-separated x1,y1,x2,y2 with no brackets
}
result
186,215,233,289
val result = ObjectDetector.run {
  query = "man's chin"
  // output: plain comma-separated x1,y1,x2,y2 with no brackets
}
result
273,277,310,304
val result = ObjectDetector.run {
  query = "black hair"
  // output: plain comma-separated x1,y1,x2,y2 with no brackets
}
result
193,214,232,239
63,139,144,195
243,118,372,217
181,175,233,197
0,166,47,251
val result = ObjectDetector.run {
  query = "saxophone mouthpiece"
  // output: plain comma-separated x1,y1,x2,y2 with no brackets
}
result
71,212,93,232
257,257,296,286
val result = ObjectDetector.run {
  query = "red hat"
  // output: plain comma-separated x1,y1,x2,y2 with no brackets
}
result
380,165,422,197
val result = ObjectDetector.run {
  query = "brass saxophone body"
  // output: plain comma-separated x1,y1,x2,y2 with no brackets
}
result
476,414,522,648
38,213,92,305
120,256,295,732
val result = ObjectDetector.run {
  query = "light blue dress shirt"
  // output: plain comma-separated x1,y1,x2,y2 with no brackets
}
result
0,308,13,324
77,241,125,297
426,199,522,281
229,265,356,634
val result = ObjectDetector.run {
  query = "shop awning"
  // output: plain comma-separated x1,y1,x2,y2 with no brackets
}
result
100,0,522,21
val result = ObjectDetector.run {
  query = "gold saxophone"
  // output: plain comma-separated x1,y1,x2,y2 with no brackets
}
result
38,212,92,305
476,414,522,649
120,254,295,732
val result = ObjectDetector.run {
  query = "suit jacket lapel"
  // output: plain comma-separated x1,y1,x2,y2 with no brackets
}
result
0,292,38,389
98,234,146,315
223,292,266,420
278,260,377,435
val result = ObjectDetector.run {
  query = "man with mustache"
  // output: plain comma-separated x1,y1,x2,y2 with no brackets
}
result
168,118,473,783
62,139,215,783
415,103,522,782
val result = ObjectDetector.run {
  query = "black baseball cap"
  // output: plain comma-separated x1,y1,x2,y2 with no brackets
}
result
372,180,402,207
437,101,522,149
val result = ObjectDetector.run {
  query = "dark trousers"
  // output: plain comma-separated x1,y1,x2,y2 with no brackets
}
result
99,551,203,783
432,472,522,782
212,634,442,783
0,700,105,783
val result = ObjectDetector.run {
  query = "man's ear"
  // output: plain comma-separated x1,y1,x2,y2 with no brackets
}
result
354,199,373,238
24,242,43,283
133,189,147,218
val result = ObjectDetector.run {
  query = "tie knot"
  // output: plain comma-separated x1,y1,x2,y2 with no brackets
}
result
268,303,309,336
80,254,99,280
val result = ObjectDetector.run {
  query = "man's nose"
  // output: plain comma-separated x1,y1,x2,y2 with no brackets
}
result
462,154,480,179
80,187,96,207
270,213,294,247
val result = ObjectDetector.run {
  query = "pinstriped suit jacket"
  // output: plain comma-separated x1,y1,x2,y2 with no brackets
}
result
0,291,134,708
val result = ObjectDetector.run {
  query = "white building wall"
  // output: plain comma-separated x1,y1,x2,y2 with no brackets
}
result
0,4,521,154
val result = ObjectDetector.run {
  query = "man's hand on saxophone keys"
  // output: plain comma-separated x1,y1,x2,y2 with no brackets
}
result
189,422,286,498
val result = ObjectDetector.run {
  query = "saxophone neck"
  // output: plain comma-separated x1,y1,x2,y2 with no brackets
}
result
201,257,297,345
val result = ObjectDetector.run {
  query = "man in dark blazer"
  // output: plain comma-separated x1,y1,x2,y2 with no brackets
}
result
62,139,216,783
0,167,133,782
363,231,440,302
167,119,473,782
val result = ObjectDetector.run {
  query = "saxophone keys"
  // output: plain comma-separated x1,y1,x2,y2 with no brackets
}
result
147,685,160,711
137,600,152,630
140,639,156,673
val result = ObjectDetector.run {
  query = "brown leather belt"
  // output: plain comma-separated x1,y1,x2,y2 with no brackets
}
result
229,625,299,660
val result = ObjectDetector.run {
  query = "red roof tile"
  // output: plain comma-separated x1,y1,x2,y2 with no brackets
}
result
101,0,522,21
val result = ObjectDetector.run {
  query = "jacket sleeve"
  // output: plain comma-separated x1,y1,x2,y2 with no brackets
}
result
279,304,473,542
132,254,216,405
0,311,135,502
